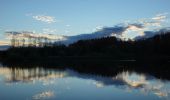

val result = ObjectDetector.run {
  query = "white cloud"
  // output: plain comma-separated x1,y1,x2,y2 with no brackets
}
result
152,15,166,21
152,13,168,21
66,24,71,27
42,28,58,34
121,13,169,39
95,26,103,30
33,15,56,23
93,20,154,39
128,13,169,38
93,25,104,32
137,13,169,28
143,21,161,27
5,31,67,41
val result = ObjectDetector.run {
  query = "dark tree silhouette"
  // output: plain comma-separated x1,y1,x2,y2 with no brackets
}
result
1,32,170,62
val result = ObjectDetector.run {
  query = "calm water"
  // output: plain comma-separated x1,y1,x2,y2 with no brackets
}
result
0,64,170,100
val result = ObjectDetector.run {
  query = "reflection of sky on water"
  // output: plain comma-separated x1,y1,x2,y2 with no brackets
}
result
0,66,170,100
115,72,170,98
32,90,55,100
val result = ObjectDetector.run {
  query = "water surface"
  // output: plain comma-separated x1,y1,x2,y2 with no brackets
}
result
0,64,170,100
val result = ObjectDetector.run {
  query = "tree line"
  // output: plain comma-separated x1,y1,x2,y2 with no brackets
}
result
1,32,170,61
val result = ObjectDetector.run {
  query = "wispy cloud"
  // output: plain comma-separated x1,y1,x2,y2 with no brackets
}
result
93,25,104,32
113,13,169,39
141,13,168,27
42,28,58,34
0,41,9,45
143,21,161,27
66,24,71,27
127,23,144,31
152,13,167,21
33,15,56,23
88,13,169,40
5,31,67,40
93,23,144,38
152,15,166,21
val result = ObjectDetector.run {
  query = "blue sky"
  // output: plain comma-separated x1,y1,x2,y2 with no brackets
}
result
0,0,170,44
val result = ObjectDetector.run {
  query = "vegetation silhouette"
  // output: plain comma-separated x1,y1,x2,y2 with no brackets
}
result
0,31,170,62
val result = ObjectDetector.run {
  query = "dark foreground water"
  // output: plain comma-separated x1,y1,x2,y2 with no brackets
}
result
0,63,170,100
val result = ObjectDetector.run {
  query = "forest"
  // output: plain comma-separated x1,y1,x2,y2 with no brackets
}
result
0,32,170,62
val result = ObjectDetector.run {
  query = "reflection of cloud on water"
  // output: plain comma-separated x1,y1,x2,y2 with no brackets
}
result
92,71,170,98
64,69,170,98
32,90,54,100
0,66,170,98
155,91,168,97
83,71,170,98
115,71,148,88
93,82,104,88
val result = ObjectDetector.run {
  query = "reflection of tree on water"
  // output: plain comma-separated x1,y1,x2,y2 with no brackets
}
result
0,67,68,83
0,66,170,98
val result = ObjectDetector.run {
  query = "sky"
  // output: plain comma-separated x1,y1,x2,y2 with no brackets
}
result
0,0,170,45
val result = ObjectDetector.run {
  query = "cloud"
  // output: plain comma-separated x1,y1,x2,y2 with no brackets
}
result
33,15,56,23
140,13,168,27
142,13,168,27
5,31,66,40
143,21,161,27
4,13,169,45
134,27,170,40
152,15,166,21
123,13,169,39
5,31,23,35
0,41,9,45
93,23,144,38
92,25,104,32
127,23,144,31
66,24,71,27
97,26,127,35
91,13,168,39
43,28,58,34
152,13,167,21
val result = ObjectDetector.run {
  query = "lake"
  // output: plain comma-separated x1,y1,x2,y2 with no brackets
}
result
0,62,170,100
